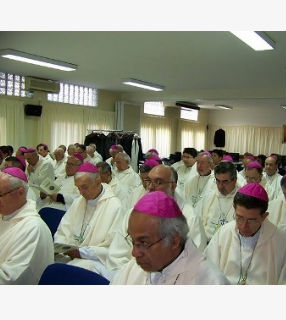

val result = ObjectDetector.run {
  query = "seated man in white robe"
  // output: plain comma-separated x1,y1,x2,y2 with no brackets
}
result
111,191,229,285
3,155,26,172
37,154,83,211
267,174,286,227
211,149,223,167
0,168,54,285
205,183,286,285
36,143,54,165
263,154,283,200
245,161,276,200
196,161,239,242
113,152,142,193
238,153,255,181
184,151,215,208
53,147,67,182
23,148,55,201
96,161,128,205
54,162,122,273
67,144,76,157
106,144,123,173
75,144,93,163
172,147,198,198
86,144,103,165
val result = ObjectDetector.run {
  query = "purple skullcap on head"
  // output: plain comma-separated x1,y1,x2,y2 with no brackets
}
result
245,155,255,161
73,153,84,163
238,182,268,202
268,154,278,161
222,155,233,162
133,191,182,218
16,156,26,171
18,147,27,153
2,167,28,183
202,151,212,157
148,155,161,162
143,159,159,167
148,148,159,155
76,162,99,173
22,148,36,154
110,145,119,150
247,161,262,170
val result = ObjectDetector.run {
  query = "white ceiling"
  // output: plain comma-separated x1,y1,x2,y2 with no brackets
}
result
0,31,285,110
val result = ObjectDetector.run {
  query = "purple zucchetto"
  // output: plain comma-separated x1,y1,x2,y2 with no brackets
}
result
16,156,26,171
73,153,84,163
222,155,233,162
246,161,263,169
133,191,182,218
76,162,99,173
2,167,28,183
22,148,36,154
245,155,255,161
148,155,161,162
147,148,159,155
143,159,159,167
237,183,268,202
110,145,119,150
202,151,212,157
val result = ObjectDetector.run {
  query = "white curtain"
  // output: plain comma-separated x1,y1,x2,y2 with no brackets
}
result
140,115,172,158
0,98,25,149
207,125,286,155
38,102,115,151
178,120,206,151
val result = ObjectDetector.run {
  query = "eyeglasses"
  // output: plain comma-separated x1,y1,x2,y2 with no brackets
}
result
125,234,165,250
0,187,19,198
144,178,172,187
233,214,260,226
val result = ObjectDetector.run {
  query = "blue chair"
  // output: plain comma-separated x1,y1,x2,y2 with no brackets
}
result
38,263,110,285
38,207,66,238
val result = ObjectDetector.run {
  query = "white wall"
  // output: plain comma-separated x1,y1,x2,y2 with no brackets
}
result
208,107,286,127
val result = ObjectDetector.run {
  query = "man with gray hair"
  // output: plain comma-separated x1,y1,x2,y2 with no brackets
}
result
0,168,54,284
195,161,239,242
184,151,215,207
114,152,141,193
54,162,122,273
86,144,103,165
53,147,67,182
111,191,228,284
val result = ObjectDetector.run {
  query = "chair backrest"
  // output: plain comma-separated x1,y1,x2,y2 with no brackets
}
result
38,207,66,238
38,263,110,285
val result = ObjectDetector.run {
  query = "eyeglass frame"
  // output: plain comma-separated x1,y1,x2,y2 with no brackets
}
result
233,213,261,226
125,234,165,250
144,178,173,188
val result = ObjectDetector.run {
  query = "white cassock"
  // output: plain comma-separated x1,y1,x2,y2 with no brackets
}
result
0,199,54,285
184,172,215,207
123,184,147,211
111,239,229,285
114,166,142,193
54,159,67,181
195,186,239,242
173,161,197,198
267,197,286,227
54,184,122,272
107,176,129,206
263,172,283,200
26,155,55,200
89,151,103,165
37,175,80,211
105,157,116,173
205,219,286,285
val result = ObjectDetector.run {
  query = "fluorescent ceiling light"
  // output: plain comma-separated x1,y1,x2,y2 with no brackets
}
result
216,105,233,110
230,31,275,51
123,78,164,91
0,49,77,71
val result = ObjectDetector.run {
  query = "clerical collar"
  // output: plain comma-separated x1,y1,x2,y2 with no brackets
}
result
199,171,211,177
2,201,27,221
150,246,185,285
238,228,261,249
87,186,104,207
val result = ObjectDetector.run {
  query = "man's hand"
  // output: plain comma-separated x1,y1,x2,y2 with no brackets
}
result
49,193,58,202
65,249,81,259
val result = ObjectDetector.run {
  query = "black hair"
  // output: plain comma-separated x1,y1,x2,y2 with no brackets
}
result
214,161,237,180
182,148,197,158
233,192,268,214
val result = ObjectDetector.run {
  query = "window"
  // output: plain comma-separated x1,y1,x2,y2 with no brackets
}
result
180,107,198,121
47,82,98,107
144,101,164,116
0,72,27,97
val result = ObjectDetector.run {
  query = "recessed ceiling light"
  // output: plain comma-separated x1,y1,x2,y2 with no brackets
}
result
230,31,275,51
215,105,233,110
0,49,77,71
123,78,164,91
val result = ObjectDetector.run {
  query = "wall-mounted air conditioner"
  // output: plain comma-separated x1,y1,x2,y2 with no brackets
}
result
25,76,60,93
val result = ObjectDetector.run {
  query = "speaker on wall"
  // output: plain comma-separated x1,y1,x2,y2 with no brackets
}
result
24,104,42,117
